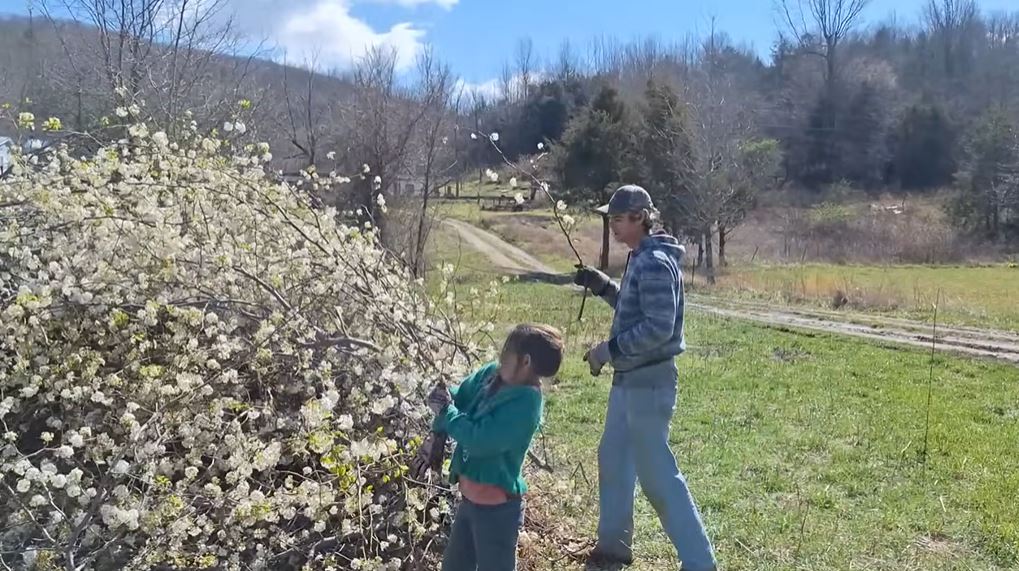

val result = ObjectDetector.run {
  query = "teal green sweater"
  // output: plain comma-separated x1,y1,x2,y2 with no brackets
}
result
432,362,543,496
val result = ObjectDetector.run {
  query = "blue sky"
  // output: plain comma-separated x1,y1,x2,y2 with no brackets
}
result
2,0,1017,90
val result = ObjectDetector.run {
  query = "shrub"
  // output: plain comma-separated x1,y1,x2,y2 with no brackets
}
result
0,108,500,570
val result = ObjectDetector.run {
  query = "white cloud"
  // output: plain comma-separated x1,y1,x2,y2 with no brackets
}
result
277,0,427,71
456,72,545,101
456,78,502,100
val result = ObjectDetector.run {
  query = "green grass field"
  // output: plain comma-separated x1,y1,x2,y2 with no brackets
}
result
493,283,1019,571
422,200,1019,569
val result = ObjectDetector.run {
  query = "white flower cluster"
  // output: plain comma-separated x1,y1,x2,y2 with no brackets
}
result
0,106,500,570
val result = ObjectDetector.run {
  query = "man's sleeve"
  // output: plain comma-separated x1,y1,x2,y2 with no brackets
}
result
607,258,678,360
600,280,621,309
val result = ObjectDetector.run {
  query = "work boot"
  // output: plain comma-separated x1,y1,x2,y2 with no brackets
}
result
585,548,633,569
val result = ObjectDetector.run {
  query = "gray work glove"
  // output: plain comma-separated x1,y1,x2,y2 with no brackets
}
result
410,431,448,480
584,341,612,376
426,383,452,415
574,265,611,296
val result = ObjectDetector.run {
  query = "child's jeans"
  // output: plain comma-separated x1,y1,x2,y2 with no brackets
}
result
597,381,717,571
441,496,524,571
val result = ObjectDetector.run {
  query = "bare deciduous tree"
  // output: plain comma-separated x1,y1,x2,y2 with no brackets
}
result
778,0,870,98
515,37,535,101
554,39,581,82
281,55,330,170
349,47,435,243
40,0,254,130
410,49,457,276
924,0,978,78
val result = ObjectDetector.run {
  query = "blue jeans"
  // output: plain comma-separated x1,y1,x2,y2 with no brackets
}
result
597,381,716,571
441,497,523,571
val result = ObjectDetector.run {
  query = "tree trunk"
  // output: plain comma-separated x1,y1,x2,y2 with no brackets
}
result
705,229,716,285
454,141,460,197
718,223,728,267
414,160,434,278
697,233,705,267
600,216,610,271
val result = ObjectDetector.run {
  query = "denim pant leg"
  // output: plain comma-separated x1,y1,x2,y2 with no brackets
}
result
625,384,716,571
596,385,638,559
472,499,524,571
441,500,477,571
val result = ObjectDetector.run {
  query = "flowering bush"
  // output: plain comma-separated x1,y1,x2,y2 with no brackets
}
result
0,108,498,570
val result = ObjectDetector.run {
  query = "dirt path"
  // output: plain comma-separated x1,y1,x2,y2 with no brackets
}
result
443,218,558,275
688,297,1019,364
444,219,1019,364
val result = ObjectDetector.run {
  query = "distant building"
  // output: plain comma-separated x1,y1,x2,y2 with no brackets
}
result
0,137,12,173
1,137,48,173
392,174,426,196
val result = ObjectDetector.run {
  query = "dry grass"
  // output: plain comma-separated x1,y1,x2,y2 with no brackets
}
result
482,212,630,274
701,263,1019,331
723,194,977,265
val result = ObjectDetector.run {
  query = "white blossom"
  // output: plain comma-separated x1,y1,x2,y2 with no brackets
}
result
0,104,489,568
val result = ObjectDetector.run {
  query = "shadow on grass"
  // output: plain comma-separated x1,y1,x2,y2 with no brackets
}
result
516,271,575,286
583,560,627,571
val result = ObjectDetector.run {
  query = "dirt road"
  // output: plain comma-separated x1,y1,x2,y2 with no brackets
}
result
442,219,558,275
443,218,1019,364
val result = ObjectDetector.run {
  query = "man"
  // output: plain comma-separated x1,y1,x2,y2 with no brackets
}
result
574,185,716,571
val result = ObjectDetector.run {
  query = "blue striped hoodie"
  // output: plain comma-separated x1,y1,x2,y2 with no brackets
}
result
600,231,686,387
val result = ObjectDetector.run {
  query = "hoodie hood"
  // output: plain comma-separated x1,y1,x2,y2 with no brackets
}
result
638,230,686,265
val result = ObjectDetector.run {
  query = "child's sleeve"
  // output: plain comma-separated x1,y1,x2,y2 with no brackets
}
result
440,391,542,459
431,362,497,432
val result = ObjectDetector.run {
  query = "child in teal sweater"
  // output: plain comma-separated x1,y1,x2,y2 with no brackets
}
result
420,323,564,571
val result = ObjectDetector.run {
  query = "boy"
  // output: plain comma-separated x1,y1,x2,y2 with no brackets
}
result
574,185,716,571
419,323,564,571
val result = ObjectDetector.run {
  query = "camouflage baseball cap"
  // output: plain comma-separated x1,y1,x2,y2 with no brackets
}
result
595,185,655,216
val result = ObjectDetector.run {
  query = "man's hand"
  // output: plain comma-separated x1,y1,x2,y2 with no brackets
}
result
425,383,452,416
585,341,612,376
574,265,611,296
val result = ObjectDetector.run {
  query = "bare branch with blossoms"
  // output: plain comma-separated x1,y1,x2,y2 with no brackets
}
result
473,131,591,318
